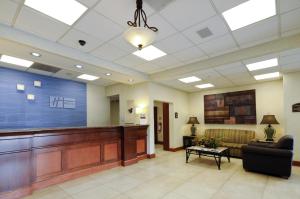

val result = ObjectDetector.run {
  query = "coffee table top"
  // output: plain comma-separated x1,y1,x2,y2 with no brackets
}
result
186,146,228,154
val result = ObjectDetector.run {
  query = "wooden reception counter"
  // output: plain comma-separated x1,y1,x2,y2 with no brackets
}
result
0,125,148,199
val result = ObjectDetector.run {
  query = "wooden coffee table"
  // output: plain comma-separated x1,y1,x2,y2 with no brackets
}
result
186,146,230,170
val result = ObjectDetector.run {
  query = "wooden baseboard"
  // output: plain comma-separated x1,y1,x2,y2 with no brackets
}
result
0,161,121,199
293,161,300,167
169,147,183,152
147,154,156,159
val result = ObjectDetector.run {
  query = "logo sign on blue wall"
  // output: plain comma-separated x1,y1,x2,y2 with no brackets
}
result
50,96,76,109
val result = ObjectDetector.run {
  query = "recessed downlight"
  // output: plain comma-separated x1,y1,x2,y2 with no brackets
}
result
106,73,112,76
31,52,41,57
75,64,83,69
128,79,134,82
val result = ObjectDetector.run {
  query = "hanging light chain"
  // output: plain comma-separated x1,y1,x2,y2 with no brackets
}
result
127,0,158,32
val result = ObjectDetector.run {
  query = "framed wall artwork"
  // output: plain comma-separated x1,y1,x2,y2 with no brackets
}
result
204,90,257,124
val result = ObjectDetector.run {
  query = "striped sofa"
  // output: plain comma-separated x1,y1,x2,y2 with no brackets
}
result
204,129,256,158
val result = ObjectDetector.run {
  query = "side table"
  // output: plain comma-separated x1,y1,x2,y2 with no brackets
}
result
183,136,196,149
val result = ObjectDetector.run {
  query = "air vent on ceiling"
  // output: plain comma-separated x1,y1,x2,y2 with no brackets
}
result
197,27,213,39
144,0,175,11
30,63,61,73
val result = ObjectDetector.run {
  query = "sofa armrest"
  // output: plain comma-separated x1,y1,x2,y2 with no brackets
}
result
242,145,293,158
248,142,276,148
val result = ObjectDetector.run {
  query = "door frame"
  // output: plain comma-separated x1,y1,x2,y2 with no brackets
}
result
162,102,170,151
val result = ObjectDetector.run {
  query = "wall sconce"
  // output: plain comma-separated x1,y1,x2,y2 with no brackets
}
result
27,94,35,101
128,108,133,114
16,84,25,91
34,80,42,87
135,105,147,125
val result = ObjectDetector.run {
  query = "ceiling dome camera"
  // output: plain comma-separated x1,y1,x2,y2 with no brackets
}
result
78,40,86,46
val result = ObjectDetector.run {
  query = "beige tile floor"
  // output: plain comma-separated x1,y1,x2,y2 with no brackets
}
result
23,145,300,199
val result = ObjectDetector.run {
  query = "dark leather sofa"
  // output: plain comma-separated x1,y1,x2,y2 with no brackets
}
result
241,135,294,178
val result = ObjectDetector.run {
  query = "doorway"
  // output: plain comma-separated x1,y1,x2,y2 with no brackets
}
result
154,101,170,151
109,95,120,125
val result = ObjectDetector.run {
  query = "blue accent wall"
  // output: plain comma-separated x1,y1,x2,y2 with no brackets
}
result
0,67,87,129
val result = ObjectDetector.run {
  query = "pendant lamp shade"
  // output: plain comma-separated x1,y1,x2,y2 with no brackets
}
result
124,27,156,50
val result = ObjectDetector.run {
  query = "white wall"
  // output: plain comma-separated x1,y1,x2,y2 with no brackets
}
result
87,84,110,127
283,72,300,161
188,80,284,140
110,100,120,125
105,82,189,154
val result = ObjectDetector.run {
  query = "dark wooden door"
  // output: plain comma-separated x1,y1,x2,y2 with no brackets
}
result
154,106,158,144
163,103,170,151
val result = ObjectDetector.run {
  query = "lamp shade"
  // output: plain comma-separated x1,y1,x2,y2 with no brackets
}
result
124,27,156,49
187,117,200,124
260,115,279,125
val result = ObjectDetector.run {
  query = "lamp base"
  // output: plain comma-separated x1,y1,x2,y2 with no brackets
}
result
191,125,196,136
264,125,276,142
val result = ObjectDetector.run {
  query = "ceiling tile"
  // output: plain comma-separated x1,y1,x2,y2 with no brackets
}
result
280,53,300,65
279,0,300,14
152,55,183,69
172,46,207,62
182,16,229,45
138,62,161,74
214,62,247,75
199,34,238,57
108,35,137,53
243,53,279,65
94,0,154,27
281,8,300,35
58,29,104,52
91,43,129,61
114,54,146,69
0,0,19,26
154,33,194,54
193,68,221,80
77,0,99,7
281,62,300,73
280,48,300,57
14,7,69,41
74,10,123,41
160,0,216,31
233,16,279,48
148,14,177,41
212,0,248,13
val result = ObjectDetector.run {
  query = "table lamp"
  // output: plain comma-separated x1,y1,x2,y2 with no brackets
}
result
187,117,200,136
260,115,279,141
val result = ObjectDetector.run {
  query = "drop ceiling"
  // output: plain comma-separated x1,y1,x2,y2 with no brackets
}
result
0,0,300,91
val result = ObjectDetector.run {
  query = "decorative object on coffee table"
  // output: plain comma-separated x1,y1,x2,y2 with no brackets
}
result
199,137,220,148
187,117,200,136
260,115,279,141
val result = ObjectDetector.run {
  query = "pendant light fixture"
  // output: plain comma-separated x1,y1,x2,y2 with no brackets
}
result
124,0,158,50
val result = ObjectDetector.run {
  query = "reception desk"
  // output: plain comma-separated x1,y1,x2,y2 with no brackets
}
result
0,125,148,199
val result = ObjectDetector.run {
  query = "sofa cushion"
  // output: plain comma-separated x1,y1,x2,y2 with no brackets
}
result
205,129,255,144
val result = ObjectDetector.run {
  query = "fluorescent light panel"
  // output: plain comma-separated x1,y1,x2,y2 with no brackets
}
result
254,72,280,80
24,0,87,25
0,55,33,67
222,0,276,31
77,74,99,81
246,58,278,71
195,83,214,89
179,76,201,83
133,45,166,61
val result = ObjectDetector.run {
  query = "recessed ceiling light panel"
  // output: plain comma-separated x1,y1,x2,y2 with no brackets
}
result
0,55,34,67
195,83,215,89
77,74,99,81
178,76,201,84
254,72,280,80
246,58,278,71
24,0,88,25
75,64,83,69
133,45,166,61
222,0,276,31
